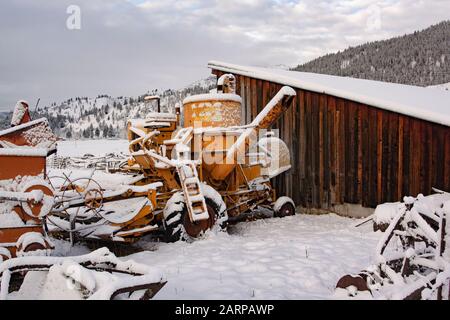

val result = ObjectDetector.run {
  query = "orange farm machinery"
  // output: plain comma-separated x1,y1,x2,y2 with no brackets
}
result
0,111,166,300
47,74,297,243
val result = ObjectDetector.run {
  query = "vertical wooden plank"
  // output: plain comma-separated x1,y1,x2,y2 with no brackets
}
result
368,108,378,207
422,124,433,195
328,97,336,205
338,99,346,204
299,90,307,207
318,95,324,207
445,129,450,191
433,125,444,190
377,111,383,204
402,117,410,197
284,84,293,199
387,113,398,202
333,98,341,205
256,79,263,115
245,77,251,126
356,104,363,204
262,81,269,108
250,78,257,125
397,116,404,200
345,101,354,203
290,92,298,203
233,73,240,96
410,119,421,196
381,111,390,203
311,92,320,207
360,105,369,207
323,96,330,207
305,91,313,207
240,77,246,121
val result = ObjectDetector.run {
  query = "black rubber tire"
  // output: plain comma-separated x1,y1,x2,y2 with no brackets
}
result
164,195,226,243
274,201,296,218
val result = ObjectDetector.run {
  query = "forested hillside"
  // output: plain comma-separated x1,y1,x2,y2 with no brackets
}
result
293,21,450,86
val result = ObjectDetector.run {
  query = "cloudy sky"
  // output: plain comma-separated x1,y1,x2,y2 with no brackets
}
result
0,0,449,111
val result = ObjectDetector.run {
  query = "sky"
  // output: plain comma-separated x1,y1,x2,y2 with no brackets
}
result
0,0,449,111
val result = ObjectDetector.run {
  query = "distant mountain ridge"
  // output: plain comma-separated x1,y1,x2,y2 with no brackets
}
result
293,21,450,86
0,76,217,139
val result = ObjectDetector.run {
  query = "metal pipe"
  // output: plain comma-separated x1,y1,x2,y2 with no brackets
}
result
209,86,296,181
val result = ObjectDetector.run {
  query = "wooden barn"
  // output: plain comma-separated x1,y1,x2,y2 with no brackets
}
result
208,61,450,217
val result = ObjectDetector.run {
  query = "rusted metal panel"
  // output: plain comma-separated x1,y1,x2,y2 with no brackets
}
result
0,155,46,180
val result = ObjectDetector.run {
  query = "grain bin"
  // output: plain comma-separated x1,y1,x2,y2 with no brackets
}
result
182,93,242,128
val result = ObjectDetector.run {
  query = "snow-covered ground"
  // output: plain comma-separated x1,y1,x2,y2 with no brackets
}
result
428,82,450,91
6,140,382,299
9,213,381,300
56,139,129,157
131,214,380,299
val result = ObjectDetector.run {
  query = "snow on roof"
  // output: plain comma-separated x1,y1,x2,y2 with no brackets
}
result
183,93,242,105
208,61,450,127
0,147,48,157
0,118,48,137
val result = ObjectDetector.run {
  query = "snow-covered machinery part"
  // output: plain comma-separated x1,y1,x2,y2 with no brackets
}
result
335,191,450,300
0,177,56,260
46,174,163,244
257,132,292,179
115,76,297,241
0,247,166,300
46,153,130,172
0,117,58,152
0,110,60,259
217,73,236,94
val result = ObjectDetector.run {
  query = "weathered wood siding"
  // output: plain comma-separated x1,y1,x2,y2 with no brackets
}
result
212,70,450,210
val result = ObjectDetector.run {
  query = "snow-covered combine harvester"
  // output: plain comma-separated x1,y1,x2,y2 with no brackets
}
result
49,74,297,243
335,191,450,300
120,74,297,242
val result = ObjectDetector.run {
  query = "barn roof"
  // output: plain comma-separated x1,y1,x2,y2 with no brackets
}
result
208,61,450,127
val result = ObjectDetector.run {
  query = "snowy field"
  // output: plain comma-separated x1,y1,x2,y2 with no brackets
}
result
131,215,380,299
29,140,383,299
56,139,129,157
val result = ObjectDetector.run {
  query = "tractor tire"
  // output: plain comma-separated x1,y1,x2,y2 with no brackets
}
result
163,184,227,243
273,196,296,218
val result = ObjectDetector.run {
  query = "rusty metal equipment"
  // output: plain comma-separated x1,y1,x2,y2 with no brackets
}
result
116,73,296,241
0,107,167,300
335,191,450,300
0,247,166,300
46,174,163,244
52,74,297,243
0,110,58,260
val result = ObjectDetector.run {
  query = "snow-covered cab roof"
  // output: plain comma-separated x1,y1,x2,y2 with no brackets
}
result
208,61,450,127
